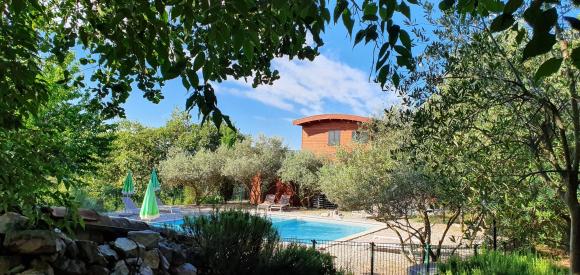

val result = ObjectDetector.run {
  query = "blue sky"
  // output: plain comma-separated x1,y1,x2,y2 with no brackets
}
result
120,14,408,150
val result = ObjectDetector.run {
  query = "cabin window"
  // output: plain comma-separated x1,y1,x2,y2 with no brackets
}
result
352,130,369,144
328,130,341,146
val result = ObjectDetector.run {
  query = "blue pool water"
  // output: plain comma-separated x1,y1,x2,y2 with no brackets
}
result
155,216,371,241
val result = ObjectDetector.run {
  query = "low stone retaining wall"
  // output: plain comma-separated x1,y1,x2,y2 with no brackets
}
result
0,211,197,275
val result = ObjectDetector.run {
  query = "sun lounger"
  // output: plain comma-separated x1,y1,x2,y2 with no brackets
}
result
157,198,181,213
120,197,140,216
257,194,276,212
269,195,290,212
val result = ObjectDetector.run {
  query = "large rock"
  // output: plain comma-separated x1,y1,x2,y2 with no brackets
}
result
3,230,65,254
127,230,160,249
29,258,55,275
98,244,119,262
159,253,170,271
77,240,107,265
87,264,109,275
111,260,129,275
53,257,87,275
112,237,144,258
172,263,197,275
160,241,188,267
53,230,77,258
0,212,28,234
143,249,160,269
123,258,154,275
17,269,46,275
0,255,22,274
138,265,154,275
171,246,187,267
8,264,26,274
39,253,59,263
64,240,79,259
158,242,173,264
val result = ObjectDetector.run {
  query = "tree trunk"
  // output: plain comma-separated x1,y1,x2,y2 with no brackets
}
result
194,188,201,206
564,170,580,274
569,199,580,274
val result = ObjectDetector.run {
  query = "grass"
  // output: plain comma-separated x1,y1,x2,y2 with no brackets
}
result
438,250,568,275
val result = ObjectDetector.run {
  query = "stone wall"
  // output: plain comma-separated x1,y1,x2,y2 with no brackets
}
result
0,212,197,275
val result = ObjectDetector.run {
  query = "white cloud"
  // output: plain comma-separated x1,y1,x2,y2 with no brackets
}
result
217,55,400,117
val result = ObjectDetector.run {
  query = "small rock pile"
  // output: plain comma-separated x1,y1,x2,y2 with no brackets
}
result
0,212,198,275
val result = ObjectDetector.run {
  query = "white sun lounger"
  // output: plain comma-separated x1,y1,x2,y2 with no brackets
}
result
269,195,290,212
157,198,181,213
120,197,140,216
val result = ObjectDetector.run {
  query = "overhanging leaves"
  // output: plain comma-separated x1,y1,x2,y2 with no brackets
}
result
564,16,580,31
572,47,580,70
522,32,556,61
490,13,515,32
334,0,348,23
533,57,562,81
503,0,523,14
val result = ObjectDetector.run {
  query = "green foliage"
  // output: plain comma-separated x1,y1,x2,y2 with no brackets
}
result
182,186,197,205
156,134,286,205
265,244,340,275
413,12,578,249
90,109,238,209
181,211,341,275
0,0,52,129
199,195,224,205
334,0,420,89
410,10,580,270
182,210,279,275
3,0,576,131
221,136,287,192
70,187,106,213
1,0,329,128
438,250,568,275
319,114,409,211
278,151,323,206
319,112,476,259
158,147,224,205
0,57,112,225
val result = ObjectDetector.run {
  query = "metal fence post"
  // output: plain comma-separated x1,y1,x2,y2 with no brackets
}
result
370,242,375,275
311,239,316,249
424,243,430,275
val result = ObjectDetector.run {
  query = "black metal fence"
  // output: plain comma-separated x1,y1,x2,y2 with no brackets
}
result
280,238,479,275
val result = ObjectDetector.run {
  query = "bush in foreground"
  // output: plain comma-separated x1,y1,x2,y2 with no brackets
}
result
265,244,340,275
182,210,279,275
182,210,342,275
438,250,567,275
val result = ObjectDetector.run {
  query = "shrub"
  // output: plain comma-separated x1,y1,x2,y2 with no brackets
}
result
263,244,341,275
182,211,343,275
438,250,568,275
200,195,224,205
182,210,279,275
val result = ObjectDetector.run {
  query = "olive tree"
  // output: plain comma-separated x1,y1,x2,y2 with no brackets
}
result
278,151,323,207
159,148,223,205
319,114,476,262
407,10,580,268
221,136,287,202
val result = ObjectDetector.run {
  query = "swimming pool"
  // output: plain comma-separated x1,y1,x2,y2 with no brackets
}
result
154,216,373,241
270,217,371,240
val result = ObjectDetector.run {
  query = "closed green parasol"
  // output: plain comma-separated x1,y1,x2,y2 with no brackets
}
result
149,168,160,191
121,170,135,196
139,179,160,220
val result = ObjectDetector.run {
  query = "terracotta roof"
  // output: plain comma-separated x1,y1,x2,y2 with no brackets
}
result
292,114,370,126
